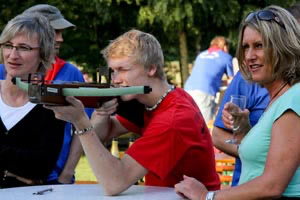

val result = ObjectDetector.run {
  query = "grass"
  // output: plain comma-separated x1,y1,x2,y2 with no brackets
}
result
74,133,137,183
75,155,97,182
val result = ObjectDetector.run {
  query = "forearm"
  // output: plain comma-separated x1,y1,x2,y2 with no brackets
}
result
213,175,282,200
212,127,239,157
58,135,83,183
91,113,111,142
79,131,136,195
73,115,137,195
92,113,127,142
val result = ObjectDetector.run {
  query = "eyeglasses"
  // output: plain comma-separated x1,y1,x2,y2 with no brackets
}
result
245,10,285,30
1,43,39,52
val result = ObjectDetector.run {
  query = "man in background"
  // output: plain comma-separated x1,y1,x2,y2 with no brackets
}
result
184,36,234,123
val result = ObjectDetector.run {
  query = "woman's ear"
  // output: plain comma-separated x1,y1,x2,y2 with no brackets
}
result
148,64,157,77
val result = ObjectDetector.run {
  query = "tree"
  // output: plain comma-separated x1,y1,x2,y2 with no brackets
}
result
55,0,140,78
134,0,242,86
0,0,297,84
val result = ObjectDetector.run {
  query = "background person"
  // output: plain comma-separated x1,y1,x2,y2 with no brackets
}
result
0,13,65,188
287,2,300,23
184,36,234,123
212,71,269,186
175,5,300,199
45,29,220,196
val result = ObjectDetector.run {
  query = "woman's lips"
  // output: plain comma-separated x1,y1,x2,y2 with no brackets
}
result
7,62,22,69
249,64,263,71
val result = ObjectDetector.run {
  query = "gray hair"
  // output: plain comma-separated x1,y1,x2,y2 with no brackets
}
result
0,13,55,73
236,5,300,85
101,29,166,80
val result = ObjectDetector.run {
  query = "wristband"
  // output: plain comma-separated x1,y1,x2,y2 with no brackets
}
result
73,125,94,135
206,191,216,200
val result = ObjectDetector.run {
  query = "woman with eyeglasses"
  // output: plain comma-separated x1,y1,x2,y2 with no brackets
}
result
0,13,65,188
175,5,300,200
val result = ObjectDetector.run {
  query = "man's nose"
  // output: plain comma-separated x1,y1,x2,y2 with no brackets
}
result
55,31,63,43
111,72,121,84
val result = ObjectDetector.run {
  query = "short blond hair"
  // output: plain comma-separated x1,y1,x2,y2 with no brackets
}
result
101,29,166,80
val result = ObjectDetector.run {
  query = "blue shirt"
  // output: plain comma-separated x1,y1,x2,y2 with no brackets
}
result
46,62,94,183
184,49,234,96
0,62,93,183
213,71,269,186
0,65,5,79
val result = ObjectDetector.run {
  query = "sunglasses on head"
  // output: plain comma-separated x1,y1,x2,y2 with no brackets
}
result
245,10,285,30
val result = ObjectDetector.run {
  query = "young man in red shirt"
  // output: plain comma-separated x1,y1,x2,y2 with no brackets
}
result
46,29,220,195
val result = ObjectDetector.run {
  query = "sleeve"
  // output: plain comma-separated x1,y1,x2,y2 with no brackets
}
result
55,63,85,83
273,88,300,121
126,127,188,179
116,114,141,134
225,55,234,77
0,64,5,80
126,107,200,180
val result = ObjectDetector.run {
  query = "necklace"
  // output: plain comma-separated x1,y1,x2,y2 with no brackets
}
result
145,85,175,111
268,82,288,107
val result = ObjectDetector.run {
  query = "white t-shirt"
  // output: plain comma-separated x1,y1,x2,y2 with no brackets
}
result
0,94,36,130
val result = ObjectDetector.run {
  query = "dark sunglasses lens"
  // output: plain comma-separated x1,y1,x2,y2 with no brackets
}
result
257,10,274,21
245,12,256,22
258,10,285,29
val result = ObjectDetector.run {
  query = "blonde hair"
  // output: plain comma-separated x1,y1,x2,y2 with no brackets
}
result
236,5,300,85
101,29,166,80
0,13,55,73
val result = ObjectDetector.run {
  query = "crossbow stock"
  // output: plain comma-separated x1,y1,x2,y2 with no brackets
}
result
12,73,152,108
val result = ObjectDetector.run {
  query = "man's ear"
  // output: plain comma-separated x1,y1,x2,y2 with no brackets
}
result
148,64,157,77
223,45,229,53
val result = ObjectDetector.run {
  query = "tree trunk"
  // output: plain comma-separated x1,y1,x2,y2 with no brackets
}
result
179,31,189,87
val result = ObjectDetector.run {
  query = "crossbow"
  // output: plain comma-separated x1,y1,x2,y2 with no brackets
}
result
12,73,151,108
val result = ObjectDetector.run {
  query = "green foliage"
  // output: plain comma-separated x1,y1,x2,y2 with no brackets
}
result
0,0,297,79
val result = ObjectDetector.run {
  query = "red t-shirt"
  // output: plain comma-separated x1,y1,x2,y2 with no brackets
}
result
117,87,220,190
